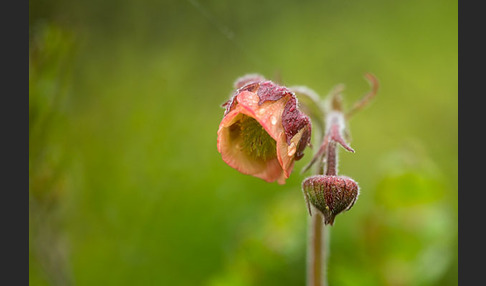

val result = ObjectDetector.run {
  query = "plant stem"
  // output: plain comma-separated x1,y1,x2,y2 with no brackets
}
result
307,143,327,286
325,141,337,176
308,210,326,286
307,115,341,286
304,75,377,286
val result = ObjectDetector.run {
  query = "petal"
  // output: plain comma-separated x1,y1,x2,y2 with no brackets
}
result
235,91,289,141
276,127,307,178
217,108,286,184
217,86,309,185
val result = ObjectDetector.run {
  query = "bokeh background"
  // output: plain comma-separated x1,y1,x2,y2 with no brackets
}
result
29,0,457,285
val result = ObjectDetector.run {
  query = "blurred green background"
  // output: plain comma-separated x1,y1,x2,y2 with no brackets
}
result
29,0,457,285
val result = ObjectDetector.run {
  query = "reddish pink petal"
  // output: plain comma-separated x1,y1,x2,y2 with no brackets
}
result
276,127,308,178
235,91,289,141
217,107,286,184
217,87,311,184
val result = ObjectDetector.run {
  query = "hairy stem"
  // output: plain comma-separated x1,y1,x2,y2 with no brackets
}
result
305,75,376,286
307,113,341,286
307,149,327,286
308,210,326,286
325,141,337,176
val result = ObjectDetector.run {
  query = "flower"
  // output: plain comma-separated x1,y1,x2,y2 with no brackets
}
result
301,175,359,225
217,74,312,184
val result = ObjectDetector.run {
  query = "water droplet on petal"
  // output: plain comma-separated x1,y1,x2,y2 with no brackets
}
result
271,116,277,125
288,142,296,156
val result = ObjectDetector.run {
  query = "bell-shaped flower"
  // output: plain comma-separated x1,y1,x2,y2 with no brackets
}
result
217,75,312,184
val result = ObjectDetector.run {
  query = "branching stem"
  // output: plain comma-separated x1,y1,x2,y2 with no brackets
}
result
305,74,377,286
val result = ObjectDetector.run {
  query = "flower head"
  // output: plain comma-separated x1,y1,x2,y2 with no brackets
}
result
217,75,312,184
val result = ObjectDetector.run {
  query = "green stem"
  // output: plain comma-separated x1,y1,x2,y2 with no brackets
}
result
307,121,340,286
307,149,328,286
305,75,376,286
308,210,326,286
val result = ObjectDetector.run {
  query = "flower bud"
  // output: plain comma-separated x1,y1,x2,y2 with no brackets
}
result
302,175,359,225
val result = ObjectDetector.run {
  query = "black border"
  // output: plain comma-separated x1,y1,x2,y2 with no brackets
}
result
5,0,29,284
458,0,481,284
